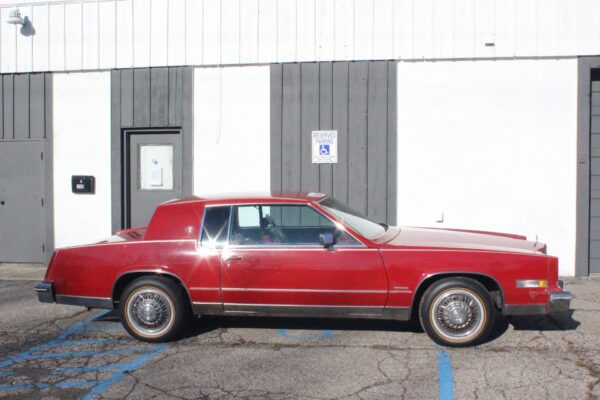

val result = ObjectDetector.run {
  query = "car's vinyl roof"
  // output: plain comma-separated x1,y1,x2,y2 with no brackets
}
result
159,192,329,206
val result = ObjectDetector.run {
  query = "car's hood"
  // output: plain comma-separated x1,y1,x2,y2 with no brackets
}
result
378,227,545,254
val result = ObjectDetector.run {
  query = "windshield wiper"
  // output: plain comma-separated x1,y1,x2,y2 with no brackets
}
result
378,222,389,231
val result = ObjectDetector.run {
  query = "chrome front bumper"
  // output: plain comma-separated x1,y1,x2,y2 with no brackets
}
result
503,289,574,316
549,290,573,314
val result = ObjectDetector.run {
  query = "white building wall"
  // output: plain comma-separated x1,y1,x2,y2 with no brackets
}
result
1,0,600,73
397,59,578,276
53,71,111,248
193,66,270,195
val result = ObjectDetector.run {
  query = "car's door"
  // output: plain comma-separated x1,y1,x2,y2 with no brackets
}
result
187,205,232,314
221,203,388,317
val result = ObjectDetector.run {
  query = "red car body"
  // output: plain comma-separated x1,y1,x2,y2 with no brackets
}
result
36,192,571,324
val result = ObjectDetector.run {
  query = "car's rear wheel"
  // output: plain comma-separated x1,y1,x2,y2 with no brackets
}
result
119,276,190,342
419,277,495,347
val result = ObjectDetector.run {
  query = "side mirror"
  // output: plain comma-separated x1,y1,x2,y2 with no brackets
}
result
319,232,335,249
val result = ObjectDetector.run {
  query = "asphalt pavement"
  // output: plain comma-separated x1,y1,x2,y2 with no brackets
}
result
0,276,598,399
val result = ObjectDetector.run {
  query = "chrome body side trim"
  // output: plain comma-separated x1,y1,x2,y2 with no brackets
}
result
223,303,384,318
55,295,113,310
221,288,388,294
191,302,411,320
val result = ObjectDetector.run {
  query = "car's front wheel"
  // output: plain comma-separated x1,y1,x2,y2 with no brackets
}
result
119,276,190,342
419,277,495,347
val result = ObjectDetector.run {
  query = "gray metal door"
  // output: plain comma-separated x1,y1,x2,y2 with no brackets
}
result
591,77,600,273
0,141,45,263
128,133,182,227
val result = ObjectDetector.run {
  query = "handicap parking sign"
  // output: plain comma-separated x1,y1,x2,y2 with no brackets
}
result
312,131,337,164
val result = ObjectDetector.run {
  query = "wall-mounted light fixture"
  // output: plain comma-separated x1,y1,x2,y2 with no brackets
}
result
6,7,24,25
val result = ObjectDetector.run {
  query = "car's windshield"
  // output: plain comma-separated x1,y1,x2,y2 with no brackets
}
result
319,198,387,240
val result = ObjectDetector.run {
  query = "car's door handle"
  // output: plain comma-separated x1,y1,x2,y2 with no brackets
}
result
223,255,243,262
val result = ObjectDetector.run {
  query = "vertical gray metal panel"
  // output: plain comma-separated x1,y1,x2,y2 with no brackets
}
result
577,58,600,276
367,61,388,223
30,74,46,139
332,62,349,203
44,72,54,262
120,69,134,127
271,61,397,224
181,67,194,197
301,63,319,192
592,116,600,133
150,67,169,126
281,64,302,192
319,62,333,195
3,75,14,139
386,62,398,225
133,68,151,127
13,74,30,140
270,64,283,192
0,77,3,140
168,67,182,126
111,70,122,233
347,62,369,216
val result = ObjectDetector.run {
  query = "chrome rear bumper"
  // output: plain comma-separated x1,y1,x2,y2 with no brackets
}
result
34,281,55,303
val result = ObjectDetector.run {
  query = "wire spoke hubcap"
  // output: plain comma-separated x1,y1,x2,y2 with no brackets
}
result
127,287,174,336
431,289,486,341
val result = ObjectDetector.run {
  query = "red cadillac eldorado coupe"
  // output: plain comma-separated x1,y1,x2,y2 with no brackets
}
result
35,192,572,347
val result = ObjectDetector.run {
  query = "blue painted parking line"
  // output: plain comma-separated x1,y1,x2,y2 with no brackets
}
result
81,344,167,400
35,339,111,349
0,310,111,370
0,310,168,399
55,380,98,389
437,351,455,400
277,329,335,340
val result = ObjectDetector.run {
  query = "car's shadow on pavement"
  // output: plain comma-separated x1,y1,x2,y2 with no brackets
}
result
98,309,580,344
487,311,580,343
508,310,580,331
181,315,424,339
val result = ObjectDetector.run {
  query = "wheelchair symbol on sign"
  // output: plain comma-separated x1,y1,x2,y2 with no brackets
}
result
319,144,330,156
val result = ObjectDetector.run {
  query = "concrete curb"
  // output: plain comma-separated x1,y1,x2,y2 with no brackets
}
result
0,263,46,281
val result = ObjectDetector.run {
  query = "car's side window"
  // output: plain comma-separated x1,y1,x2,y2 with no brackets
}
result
200,206,231,246
230,204,359,246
